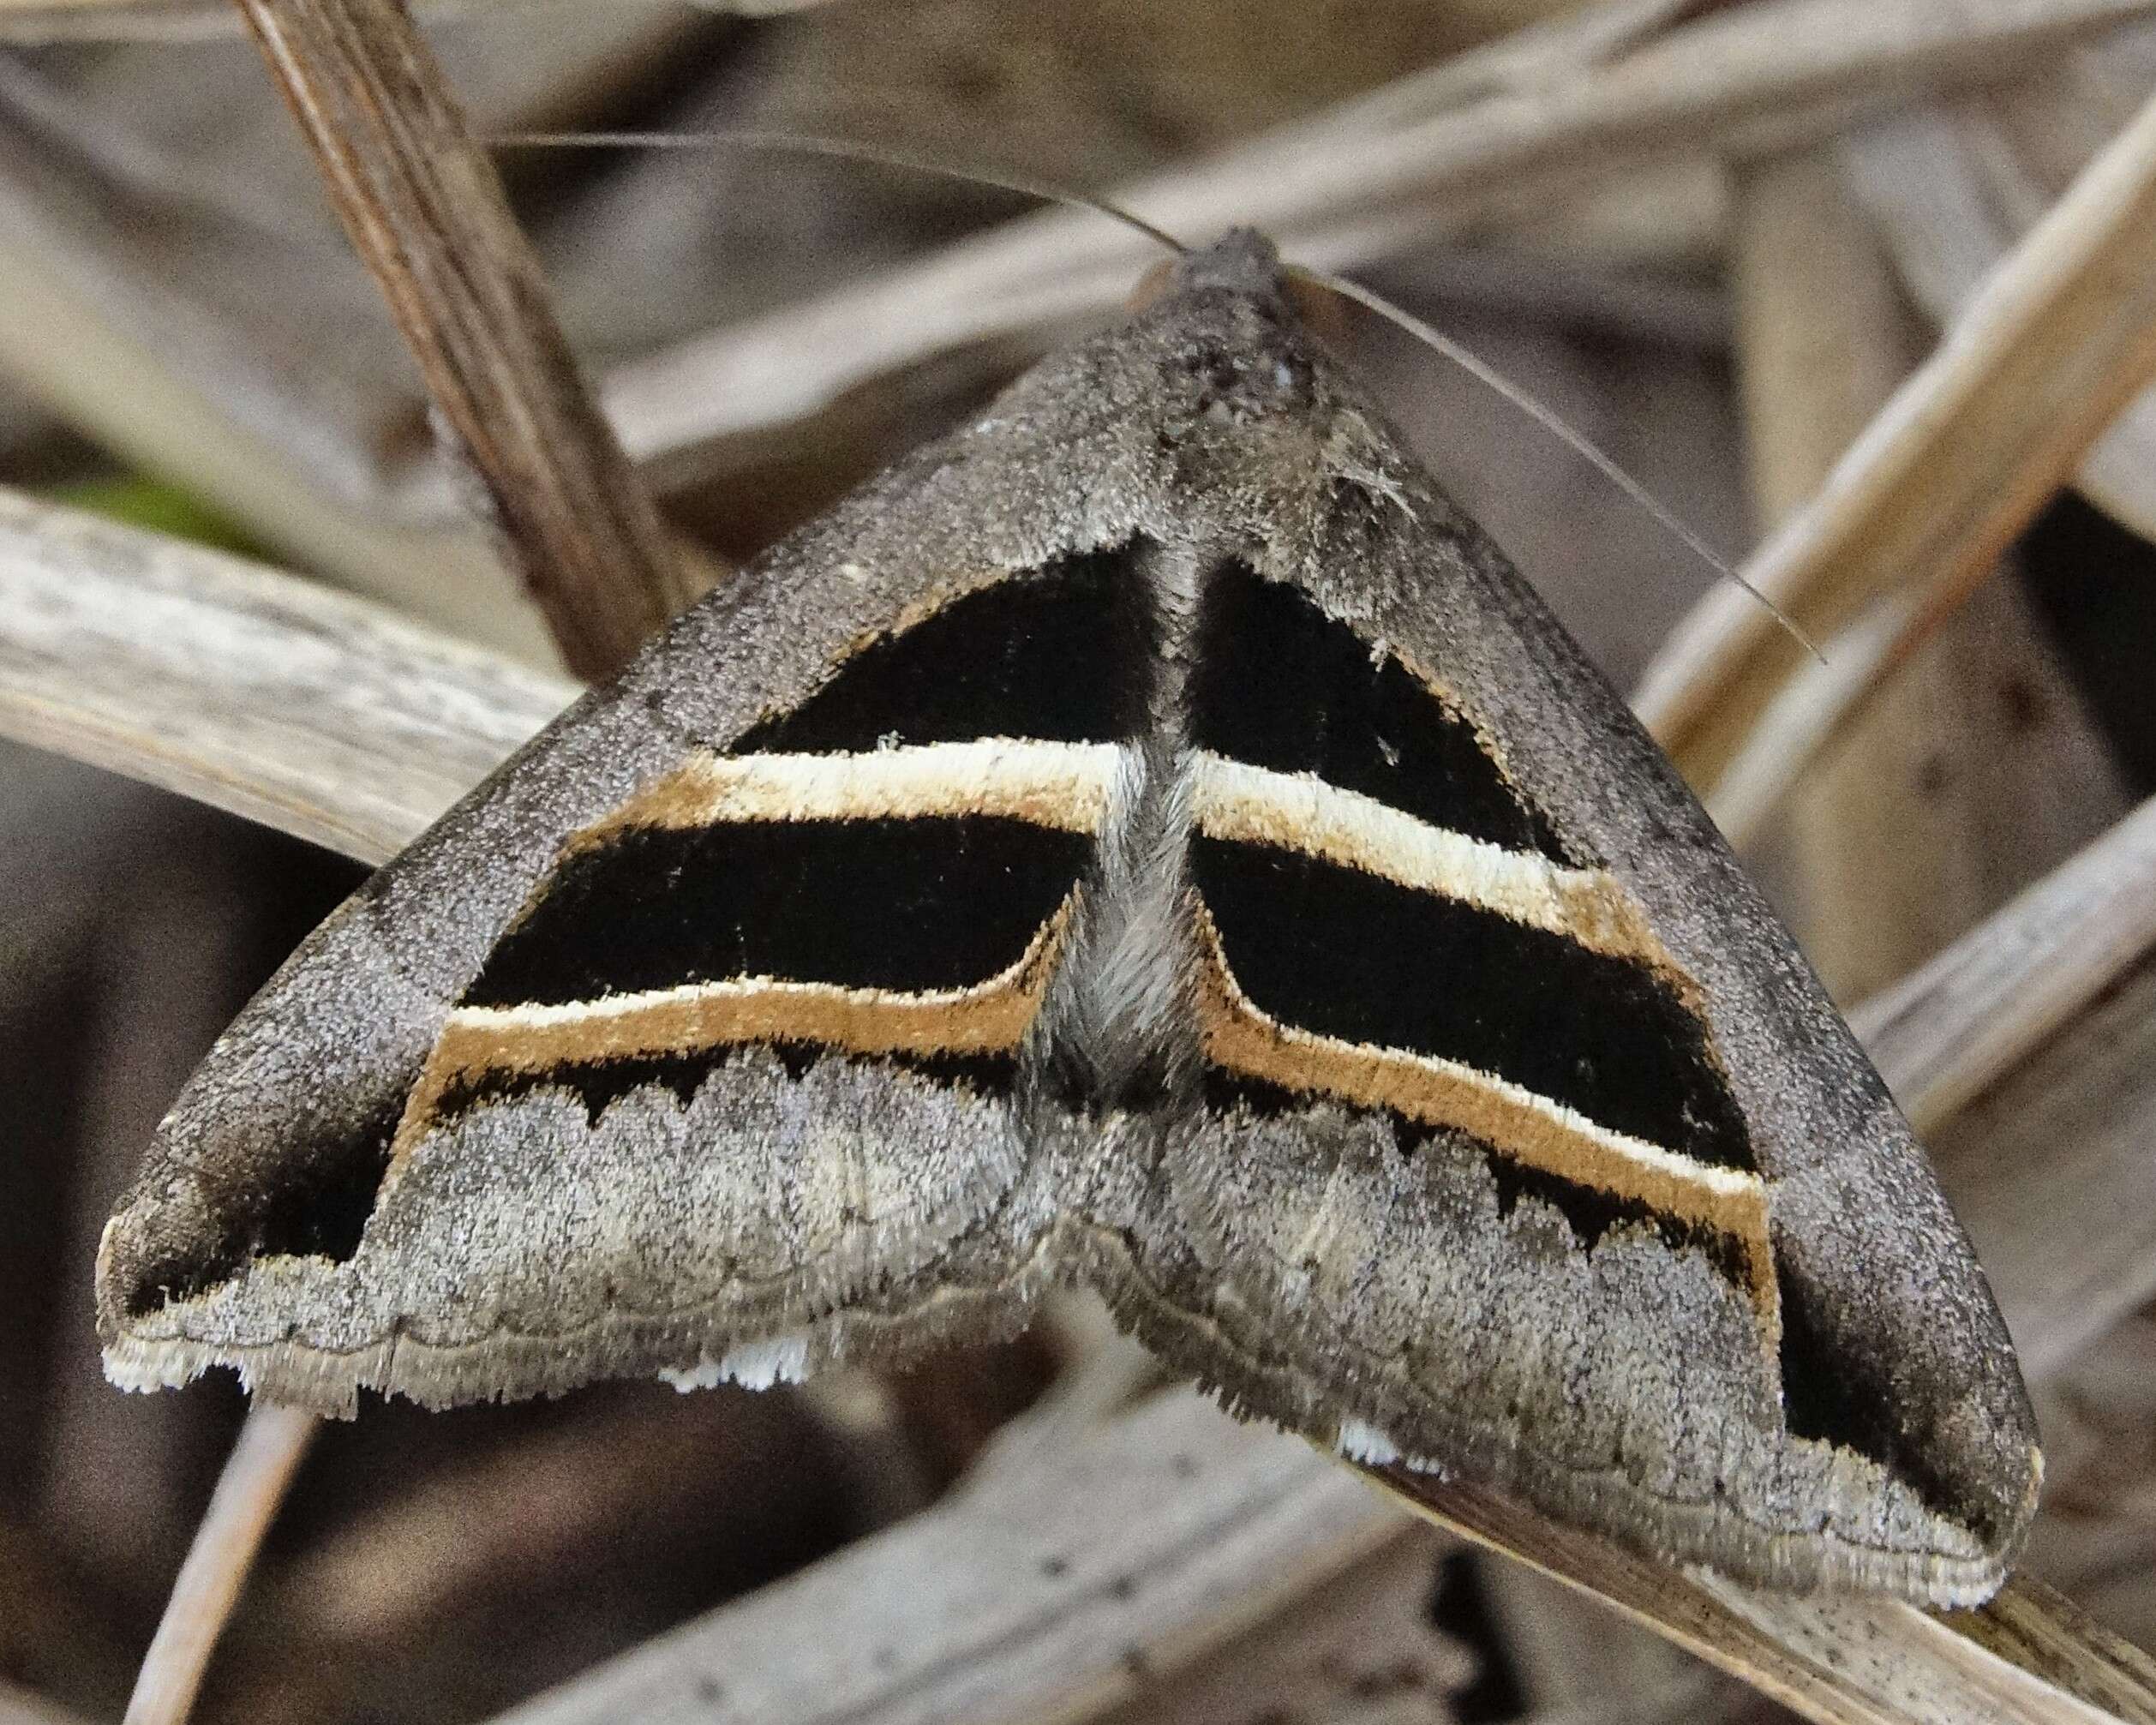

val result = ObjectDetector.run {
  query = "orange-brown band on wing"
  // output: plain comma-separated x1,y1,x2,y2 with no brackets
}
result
1191,911,1778,1335
380,901,1074,1193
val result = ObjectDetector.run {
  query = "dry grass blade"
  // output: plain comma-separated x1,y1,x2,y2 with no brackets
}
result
0,63,553,659
1851,794,2156,1135
3,489,2151,1724
0,488,575,862
237,0,696,680
120,1406,314,1725
1959,1576,2156,1724
487,1391,1405,1725
0,0,837,45
600,0,2156,483
1839,98,2156,545
1931,950,2156,1381
1368,1473,2154,1725
1636,82,2156,841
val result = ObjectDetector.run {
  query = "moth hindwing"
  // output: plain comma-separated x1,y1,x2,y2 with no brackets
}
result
97,230,2039,1603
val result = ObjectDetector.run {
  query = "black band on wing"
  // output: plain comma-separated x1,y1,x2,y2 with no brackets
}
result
434,1044,1020,1126
1776,1248,1964,1521
121,1095,404,1303
1189,566,1573,862
1191,836,1753,1171
1484,1148,1757,1292
466,817,1091,1006
734,546,1153,753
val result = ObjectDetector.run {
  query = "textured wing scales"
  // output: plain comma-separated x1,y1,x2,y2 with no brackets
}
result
97,559,1148,1414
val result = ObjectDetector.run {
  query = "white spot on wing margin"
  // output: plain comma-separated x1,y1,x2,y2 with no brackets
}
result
1337,1417,1401,1464
1336,1416,1450,1476
661,1333,811,1393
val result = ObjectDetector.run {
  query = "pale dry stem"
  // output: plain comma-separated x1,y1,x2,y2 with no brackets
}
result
122,1405,315,1725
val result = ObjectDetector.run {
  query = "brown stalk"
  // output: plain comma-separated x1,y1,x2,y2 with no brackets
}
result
235,0,697,681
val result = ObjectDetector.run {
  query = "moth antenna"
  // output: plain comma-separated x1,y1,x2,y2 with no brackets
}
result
1297,267,1822,662
488,129,1189,258
491,136,1797,649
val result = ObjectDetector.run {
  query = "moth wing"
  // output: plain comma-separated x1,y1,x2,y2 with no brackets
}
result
99,229,2043,1604
1065,240,2039,1602
1170,464,2035,1602
95,430,1153,1417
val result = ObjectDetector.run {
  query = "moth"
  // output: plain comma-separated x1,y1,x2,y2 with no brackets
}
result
96,229,2039,1605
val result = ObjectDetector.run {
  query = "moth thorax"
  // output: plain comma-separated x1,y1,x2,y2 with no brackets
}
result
1027,543,1212,1118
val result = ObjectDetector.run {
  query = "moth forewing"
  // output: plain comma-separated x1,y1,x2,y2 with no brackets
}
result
96,230,2039,1604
